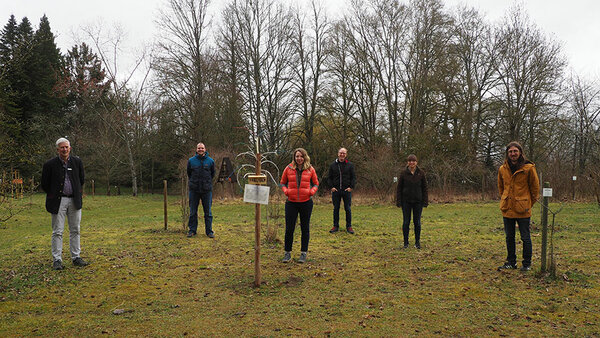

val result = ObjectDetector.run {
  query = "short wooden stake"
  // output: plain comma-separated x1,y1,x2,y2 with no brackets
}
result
163,180,168,230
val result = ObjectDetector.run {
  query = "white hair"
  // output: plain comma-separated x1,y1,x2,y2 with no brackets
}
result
56,137,70,147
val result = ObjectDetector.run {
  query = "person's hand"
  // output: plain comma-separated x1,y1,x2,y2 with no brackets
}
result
331,188,337,193
345,188,352,192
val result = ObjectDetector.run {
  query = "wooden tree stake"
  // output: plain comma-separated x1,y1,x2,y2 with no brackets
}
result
163,180,168,230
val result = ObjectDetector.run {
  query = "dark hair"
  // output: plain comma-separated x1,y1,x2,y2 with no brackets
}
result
504,141,527,166
407,154,418,162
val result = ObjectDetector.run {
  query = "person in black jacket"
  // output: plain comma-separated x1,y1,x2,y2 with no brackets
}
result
396,154,428,249
327,148,357,234
41,138,89,270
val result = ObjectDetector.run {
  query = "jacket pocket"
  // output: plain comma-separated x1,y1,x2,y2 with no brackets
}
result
514,197,530,214
500,195,510,211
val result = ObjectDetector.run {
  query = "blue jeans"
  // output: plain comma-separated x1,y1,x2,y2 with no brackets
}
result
332,190,352,228
503,217,532,267
188,190,213,235
402,202,423,245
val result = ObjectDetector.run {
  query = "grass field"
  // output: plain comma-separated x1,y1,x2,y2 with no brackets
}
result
1,194,599,336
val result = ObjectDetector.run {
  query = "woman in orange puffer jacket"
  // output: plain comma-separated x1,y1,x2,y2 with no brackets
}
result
280,148,319,263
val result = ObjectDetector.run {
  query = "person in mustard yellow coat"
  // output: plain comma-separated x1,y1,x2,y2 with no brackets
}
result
497,141,540,272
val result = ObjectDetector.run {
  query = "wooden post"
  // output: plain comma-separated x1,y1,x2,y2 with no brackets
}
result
30,177,34,204
540,182,550,273
181,174,186,230
11,170,15,198
572,176,576,201
91,179,95,197
254,152,262,287
538,171,543,226
163,180,168,230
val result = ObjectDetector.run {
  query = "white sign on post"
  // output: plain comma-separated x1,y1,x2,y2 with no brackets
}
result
572,176,577,181
244,184,270,205
542,188,553,197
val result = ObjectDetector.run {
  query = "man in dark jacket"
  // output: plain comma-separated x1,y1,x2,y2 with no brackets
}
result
327,148,357,234
187,142,216,238
41,138,88,270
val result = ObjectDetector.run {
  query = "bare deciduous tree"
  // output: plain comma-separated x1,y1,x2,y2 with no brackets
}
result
154,0,212,153
492,5,566,160
83,23,151,196
321,20,356,148
289,0,330,155
450,6,498,162
222,0,295,151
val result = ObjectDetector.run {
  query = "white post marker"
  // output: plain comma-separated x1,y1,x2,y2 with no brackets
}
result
243,184,270,205
245,173,268,287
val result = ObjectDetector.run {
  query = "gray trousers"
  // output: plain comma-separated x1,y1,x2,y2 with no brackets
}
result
51,197,81,261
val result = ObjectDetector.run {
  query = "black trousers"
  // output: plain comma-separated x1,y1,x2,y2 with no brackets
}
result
402,202,423,245
503,217,532,267
284,200,313,252
332,190,352,228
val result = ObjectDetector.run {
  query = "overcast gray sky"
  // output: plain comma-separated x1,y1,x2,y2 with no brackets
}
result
2,0,599,78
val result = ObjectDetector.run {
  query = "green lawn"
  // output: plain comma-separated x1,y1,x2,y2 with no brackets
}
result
1,194,599,336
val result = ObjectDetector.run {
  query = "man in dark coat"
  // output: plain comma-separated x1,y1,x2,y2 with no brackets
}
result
41,138,88,270
327,148,357,234
186,142,216,238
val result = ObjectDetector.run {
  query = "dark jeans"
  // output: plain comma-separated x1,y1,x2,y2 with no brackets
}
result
284,199,313,252
188,190,213,235
332,190,352,228
402,202,423,245
503,217,532,267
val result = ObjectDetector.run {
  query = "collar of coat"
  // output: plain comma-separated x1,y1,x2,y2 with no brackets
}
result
288,163,312,170
501,161,535,174
195,152,209,160
404,166,421,175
